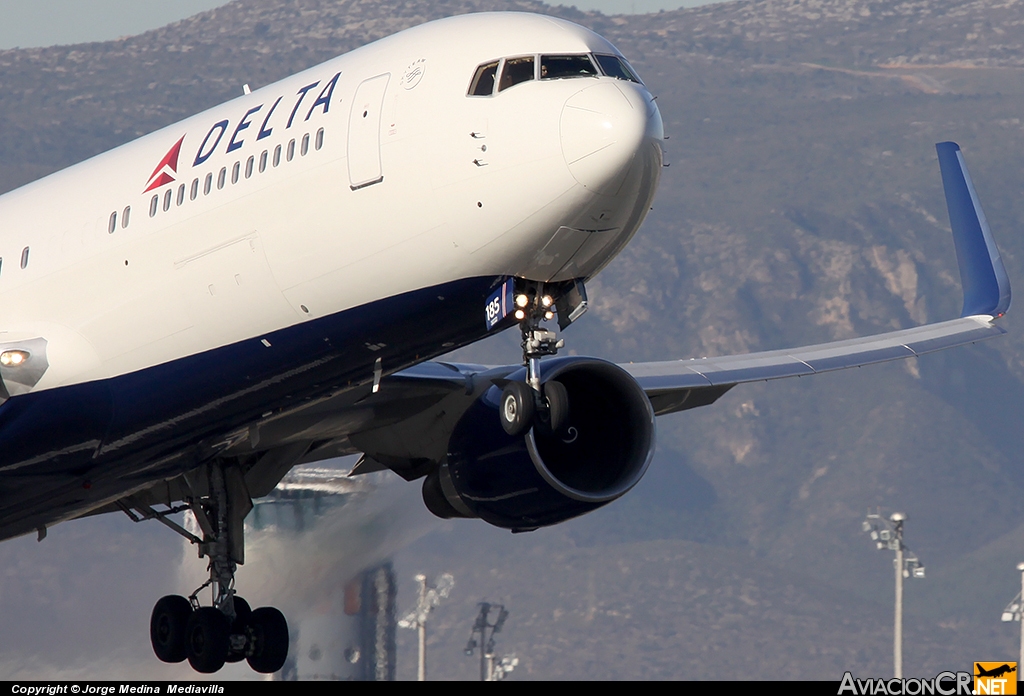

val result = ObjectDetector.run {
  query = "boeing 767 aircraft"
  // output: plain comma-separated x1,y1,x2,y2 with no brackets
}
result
0,12,1010,674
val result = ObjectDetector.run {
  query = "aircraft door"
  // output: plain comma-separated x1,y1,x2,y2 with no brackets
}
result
347,73,390,190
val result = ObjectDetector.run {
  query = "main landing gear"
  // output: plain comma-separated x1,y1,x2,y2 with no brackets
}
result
136,462,289,674
499,283,570,437
151,593,287,674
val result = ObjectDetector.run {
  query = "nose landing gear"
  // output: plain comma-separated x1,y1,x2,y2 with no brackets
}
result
498,283,572,437
140,461,289,674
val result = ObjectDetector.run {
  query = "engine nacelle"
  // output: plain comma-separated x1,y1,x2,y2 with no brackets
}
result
422,357,655,531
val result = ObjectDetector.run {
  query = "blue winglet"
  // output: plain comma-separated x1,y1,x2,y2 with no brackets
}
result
936,141,1011,317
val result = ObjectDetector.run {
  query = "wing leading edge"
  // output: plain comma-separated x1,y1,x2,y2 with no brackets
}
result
624,142,1011,416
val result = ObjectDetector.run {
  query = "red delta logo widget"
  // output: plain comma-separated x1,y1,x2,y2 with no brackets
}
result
143,136,186,193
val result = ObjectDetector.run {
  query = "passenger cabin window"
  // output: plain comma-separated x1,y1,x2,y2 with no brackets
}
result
190,179,199,200
541,55,598,80
259,150,268,173
217,167,227,190
468,61,499,96
177,184,185,206
108,211,117,234
498,57,535,92
204,173,213,195
150,195,158,217
231,162,240,184
163,189,172,212
315,128,324,150
301,134,310,156
286,139,295,162
20,247,29,270
122,206,131,229
273,145,282,167
245,155,255,178
593,54,642,83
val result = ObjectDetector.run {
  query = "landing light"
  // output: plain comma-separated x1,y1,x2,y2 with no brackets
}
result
515,294,530,309
0,350,29,367
544,311,554,321
514,309,526,321
541,295,553,308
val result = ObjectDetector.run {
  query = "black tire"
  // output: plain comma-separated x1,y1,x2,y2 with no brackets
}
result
150,595,193,664
247,607,289,674
500,381,535,436
185,607,230,674
544,380,570,433
225,596,252,664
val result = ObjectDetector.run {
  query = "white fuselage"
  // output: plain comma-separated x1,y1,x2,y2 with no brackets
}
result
0,12,663,394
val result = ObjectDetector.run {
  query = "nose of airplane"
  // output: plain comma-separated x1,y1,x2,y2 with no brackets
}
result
560,81,661,195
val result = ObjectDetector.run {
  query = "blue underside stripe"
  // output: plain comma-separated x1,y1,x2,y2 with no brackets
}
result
0,275,505,538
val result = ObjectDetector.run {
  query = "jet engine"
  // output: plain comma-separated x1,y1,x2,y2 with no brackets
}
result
422,357,655,531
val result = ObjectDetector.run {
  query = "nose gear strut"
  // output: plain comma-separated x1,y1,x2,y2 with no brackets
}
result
499,282,572,436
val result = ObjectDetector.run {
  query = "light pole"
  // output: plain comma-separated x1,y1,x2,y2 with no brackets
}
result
863,510,925,678
999,562,1024,668
464,602,511,681
398,572,454,681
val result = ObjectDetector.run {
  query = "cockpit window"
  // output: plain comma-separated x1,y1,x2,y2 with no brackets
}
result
469,60,499,96
469,52,643,97
498,56,535,92
540,55,598,80
593,54,642,84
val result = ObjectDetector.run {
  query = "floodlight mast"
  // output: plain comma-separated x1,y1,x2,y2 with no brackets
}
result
1000,562,1024,668
862,509,925,679
894,516,903,679
398,572,454,681
465,603,511,681
416,575,427,681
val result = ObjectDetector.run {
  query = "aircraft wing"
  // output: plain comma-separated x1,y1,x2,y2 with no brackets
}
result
625,315,1003,416
623,141,1011,416
365,315,1002,429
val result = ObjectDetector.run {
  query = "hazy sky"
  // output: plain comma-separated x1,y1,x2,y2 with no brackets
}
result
0,0,722,50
